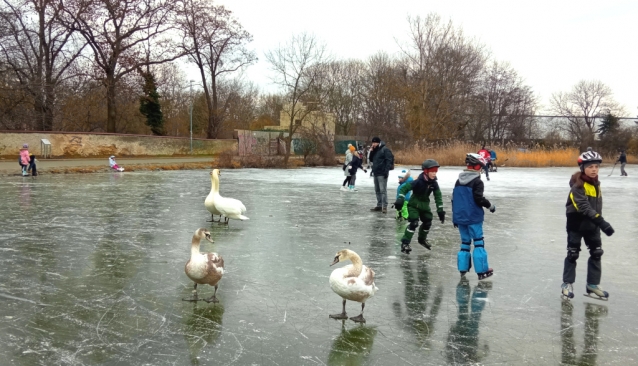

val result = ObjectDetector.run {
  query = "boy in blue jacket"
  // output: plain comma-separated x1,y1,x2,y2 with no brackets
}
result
452,153,496,280
396,170,413,220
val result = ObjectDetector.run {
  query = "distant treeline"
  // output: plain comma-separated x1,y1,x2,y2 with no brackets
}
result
0,2,633,153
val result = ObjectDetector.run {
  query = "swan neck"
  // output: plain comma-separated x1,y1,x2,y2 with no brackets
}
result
191,236,201,257
348,254,363,276
210,174,219,194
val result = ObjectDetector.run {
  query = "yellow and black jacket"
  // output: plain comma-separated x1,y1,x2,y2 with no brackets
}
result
565,172,603,231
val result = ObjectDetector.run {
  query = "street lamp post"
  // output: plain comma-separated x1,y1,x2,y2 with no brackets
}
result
189,80,194,154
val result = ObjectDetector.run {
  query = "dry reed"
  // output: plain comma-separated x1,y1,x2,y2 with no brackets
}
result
394,142,637,168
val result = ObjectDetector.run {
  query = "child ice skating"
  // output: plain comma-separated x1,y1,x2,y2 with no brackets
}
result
477,146,491,181
561,151,614,301
395,170,413,220
394,160,445,254
452,153,496,280
109,156,125,172
346,150,367,191
341,145,355,191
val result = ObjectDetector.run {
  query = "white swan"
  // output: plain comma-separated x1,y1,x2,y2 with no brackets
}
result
329,249,378,323
183,228,224,303
205,170,222,222
211,169,248,224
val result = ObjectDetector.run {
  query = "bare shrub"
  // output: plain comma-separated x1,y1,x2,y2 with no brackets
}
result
215,149,236,168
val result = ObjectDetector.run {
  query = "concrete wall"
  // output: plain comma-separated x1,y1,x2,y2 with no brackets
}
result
0,131,237,157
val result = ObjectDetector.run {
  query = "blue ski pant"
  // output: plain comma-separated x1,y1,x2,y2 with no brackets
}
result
457,223,490,274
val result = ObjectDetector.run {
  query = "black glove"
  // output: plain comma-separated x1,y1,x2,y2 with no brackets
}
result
393,197,405,211
592,216,614,236
489,204,496,213
364,169,367,173
453,223,458,229
438,210,445,224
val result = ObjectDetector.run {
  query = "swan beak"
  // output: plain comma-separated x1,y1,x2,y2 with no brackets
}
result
205,233,214,243
330,256,340,266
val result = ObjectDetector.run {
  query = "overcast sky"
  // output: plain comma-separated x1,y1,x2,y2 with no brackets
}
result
212,0,637,116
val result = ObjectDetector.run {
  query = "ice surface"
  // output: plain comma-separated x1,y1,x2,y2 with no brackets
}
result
1,166,638,365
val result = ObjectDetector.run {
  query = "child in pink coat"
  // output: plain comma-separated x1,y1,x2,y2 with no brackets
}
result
19,144,30,176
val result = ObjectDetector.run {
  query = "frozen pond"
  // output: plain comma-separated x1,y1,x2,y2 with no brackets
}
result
1,166,638,365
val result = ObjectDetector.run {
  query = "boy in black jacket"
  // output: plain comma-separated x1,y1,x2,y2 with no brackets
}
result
561,151,614,301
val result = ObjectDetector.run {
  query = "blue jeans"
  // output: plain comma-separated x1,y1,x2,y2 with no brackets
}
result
373,174,388,208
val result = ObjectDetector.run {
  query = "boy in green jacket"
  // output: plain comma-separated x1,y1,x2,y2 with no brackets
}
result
393,160,445,254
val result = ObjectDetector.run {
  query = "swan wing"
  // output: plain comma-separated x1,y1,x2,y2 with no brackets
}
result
329,266,377,301
214,196,248,219
205,193,222,215
207,252,224,274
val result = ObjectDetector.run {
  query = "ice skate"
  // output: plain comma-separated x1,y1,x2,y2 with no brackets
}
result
340,186,348,192
351,186,358,192
561,282,574,300
417,238,432,250
477,268,493,281
584,284,609,301
400,242,412,254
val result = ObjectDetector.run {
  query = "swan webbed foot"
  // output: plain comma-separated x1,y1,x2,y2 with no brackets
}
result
329,312,348,320
349,314,366,323
182,293,199,302
203,296,219,303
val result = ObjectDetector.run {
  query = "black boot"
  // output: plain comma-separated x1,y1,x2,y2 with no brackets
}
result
400,241,412,254
418,237,431,250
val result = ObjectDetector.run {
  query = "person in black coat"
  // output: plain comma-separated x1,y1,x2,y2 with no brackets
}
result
369,136,394,213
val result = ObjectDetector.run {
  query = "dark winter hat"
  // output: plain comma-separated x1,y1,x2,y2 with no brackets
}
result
371,137,381,143
22,144,28,148
421,159,440,171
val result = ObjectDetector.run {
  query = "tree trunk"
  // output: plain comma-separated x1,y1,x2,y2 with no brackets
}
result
283,135,292,166
106,75,117,132
203,84,214,140
208,77,218,139
43,78,55,131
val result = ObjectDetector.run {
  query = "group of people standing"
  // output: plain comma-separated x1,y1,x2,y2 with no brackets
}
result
342,137,496,281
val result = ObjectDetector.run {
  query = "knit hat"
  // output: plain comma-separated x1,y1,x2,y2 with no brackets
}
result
349,145,355,152
22,144,28,148
398,169,410,180
371,137,381,143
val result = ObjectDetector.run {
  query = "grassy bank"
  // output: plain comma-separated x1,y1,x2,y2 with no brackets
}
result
395,143,636,167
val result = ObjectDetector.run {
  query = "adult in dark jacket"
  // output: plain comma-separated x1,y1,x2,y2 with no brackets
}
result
369,137,394,213
617,150,627,176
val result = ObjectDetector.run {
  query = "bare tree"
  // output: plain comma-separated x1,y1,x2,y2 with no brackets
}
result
59,0,181,133
177,0,256,138
313,59,364,135
265,32,327,166
469,61,537,142
0,0,85,130
551,80,625,149
400,14,486,140
358,52,408,143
